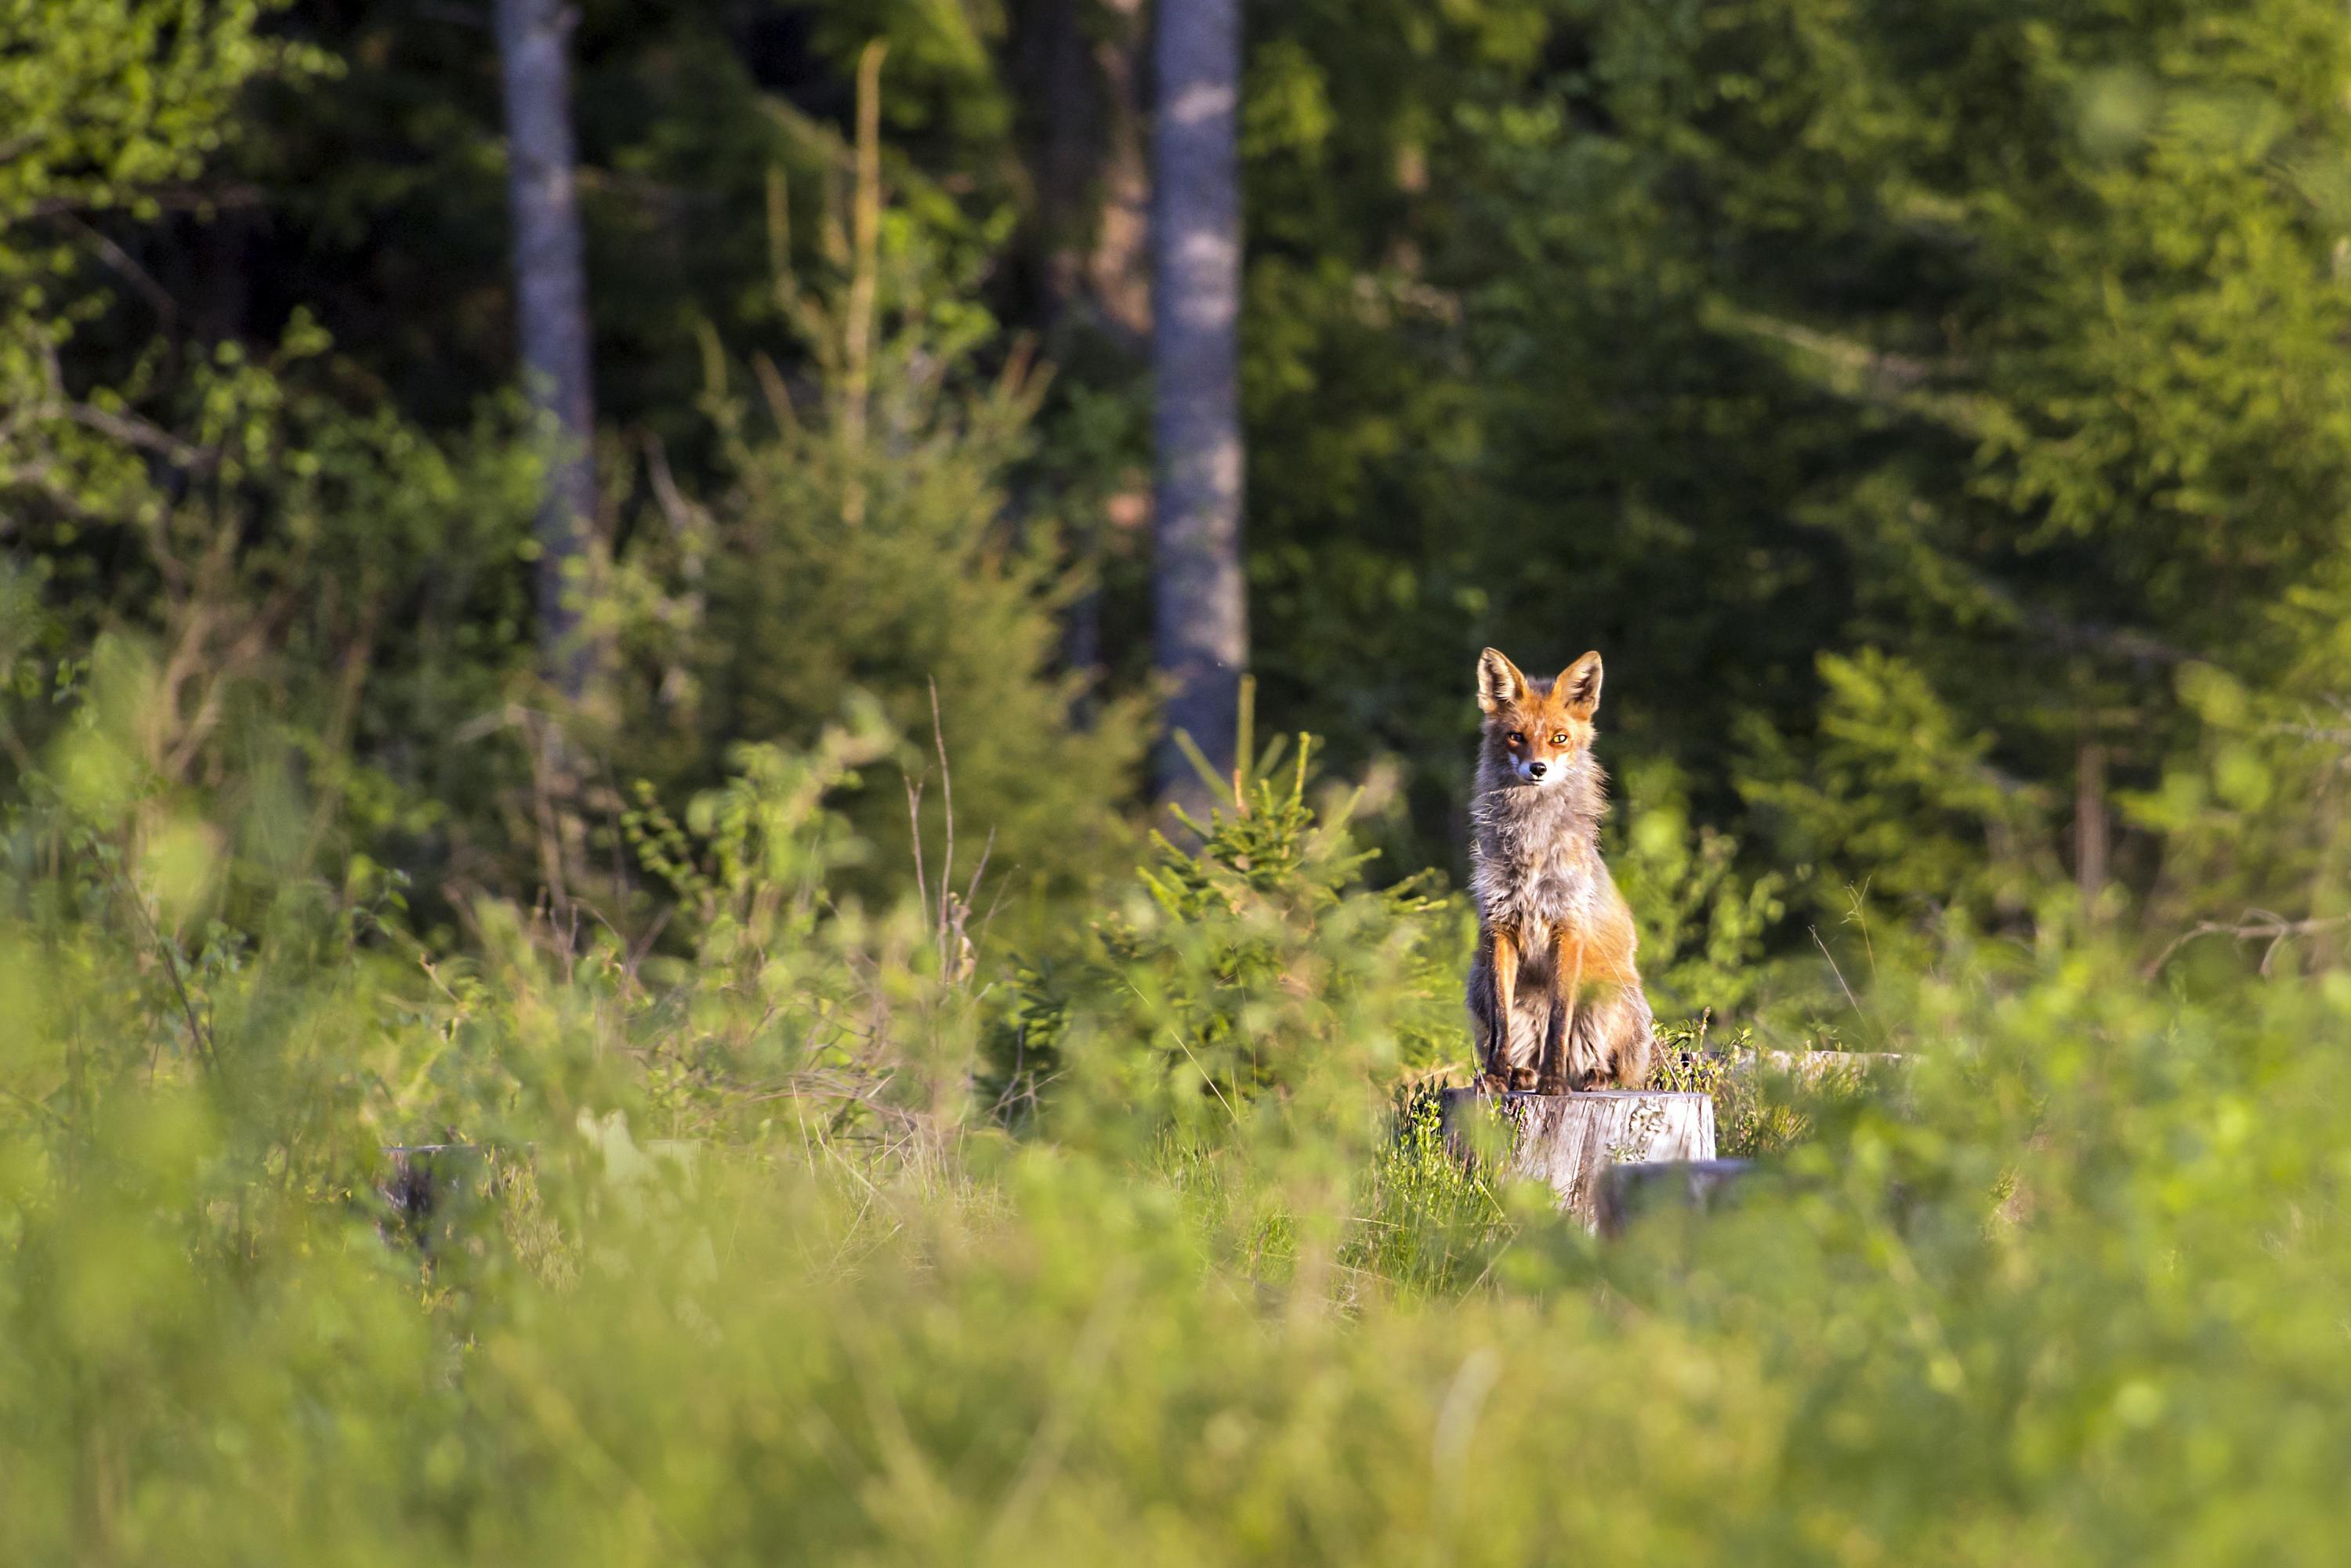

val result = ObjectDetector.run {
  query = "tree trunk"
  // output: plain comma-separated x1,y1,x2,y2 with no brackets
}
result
1009,0,1153,720
1021,0,1152,349
1440,1089,1718,1227
1150,0,1246,804
495,0,598,702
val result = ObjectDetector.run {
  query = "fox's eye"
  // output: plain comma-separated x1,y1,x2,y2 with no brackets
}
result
1507,732,1524,747
1551,733,1569,745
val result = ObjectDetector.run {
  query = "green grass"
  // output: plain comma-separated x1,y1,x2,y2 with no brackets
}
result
9,736,2351,1564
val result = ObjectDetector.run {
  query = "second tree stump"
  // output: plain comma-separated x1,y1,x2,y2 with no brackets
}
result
1440,1088,1718,1226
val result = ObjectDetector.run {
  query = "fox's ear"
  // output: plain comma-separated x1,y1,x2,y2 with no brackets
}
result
1558,651,1603,719
1476,647,1527,714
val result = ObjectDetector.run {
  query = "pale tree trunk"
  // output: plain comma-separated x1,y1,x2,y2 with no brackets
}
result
495,0,598,702
1150,0,1246,804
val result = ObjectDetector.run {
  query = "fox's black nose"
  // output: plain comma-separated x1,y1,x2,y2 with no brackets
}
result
1525,761,1547,779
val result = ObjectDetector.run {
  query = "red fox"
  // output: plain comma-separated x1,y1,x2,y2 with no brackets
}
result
1467,647,1655,1092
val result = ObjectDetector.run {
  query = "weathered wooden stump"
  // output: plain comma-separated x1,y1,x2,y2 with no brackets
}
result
1439,1089,1716,1226
1593,1158,1759,1237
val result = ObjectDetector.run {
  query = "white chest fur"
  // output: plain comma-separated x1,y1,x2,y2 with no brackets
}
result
1469,784,1604,947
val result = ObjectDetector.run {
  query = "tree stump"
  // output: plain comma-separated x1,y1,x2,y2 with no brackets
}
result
1439,1089,1717,1226
1594,1158,1759,1237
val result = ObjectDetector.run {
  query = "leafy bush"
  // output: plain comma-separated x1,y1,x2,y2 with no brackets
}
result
987,734,1469,1140
618,162,1148,903
13,822,2351,1563
1611,758,1791,1019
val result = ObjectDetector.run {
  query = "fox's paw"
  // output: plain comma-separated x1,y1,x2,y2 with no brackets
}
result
1533,1075,1567,1096
1505,1066,1541,1093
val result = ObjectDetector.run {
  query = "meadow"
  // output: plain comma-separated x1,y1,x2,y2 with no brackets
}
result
8,680,2348,1564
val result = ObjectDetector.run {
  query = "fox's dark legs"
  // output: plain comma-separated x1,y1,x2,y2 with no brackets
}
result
1470,926,1524,1091
1534,932,1586,1094
1493,927,1530,1089
1534,1001,1567,1095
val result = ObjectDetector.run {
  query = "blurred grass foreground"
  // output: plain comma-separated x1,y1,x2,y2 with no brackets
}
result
5,657,2349,1566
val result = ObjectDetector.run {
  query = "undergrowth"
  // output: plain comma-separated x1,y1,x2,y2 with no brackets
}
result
8,670,2349,1565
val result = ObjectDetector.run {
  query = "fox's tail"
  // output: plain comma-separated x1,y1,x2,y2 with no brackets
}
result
1474,973,1653,1089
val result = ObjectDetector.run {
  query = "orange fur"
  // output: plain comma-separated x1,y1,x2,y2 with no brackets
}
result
1466,647,1654,1092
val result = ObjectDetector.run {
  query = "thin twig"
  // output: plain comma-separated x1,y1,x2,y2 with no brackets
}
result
1844,877,1878,987
48,211,179,324
973,864,1016,960
903,774,929,927
962,824,995,915
929,678,955,944
3,1083,75,1132
114,867,214,1072
2143,909,2351,980
53,400,214,469
1811,925,1866,1025
1169,1031,1241,1126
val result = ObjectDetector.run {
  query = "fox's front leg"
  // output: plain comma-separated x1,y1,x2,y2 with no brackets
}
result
1486,925,1529,1091
1534,1001,1567,1097
1536,930,1588,1094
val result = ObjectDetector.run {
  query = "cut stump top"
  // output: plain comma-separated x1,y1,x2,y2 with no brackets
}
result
1438,1088,1719,1226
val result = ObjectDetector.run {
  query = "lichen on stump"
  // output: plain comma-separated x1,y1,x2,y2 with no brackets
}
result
1439,1088,1717,1226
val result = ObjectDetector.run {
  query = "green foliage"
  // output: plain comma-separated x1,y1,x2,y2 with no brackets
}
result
10,5,1138,933
23,0,2351,979
1,330,546,921
1611,758,1790,1016
1649,1020,1846,1161
18,9,2351,1557
0,0,319,223
618,169,1145,901
2,0,555,929
990,736,1469,1138
0,0,331,538
1737,647,2062,926
2123,637,2351,975
13,709,2351,1560
1343,1085,1512,1299
1229,0,2351,973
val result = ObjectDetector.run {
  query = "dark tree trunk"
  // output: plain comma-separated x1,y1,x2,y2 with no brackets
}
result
1011,0,1153,719
1150,0,1246,804
495,0,598,701
1022,0,1153,349
1085,0,1154,348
